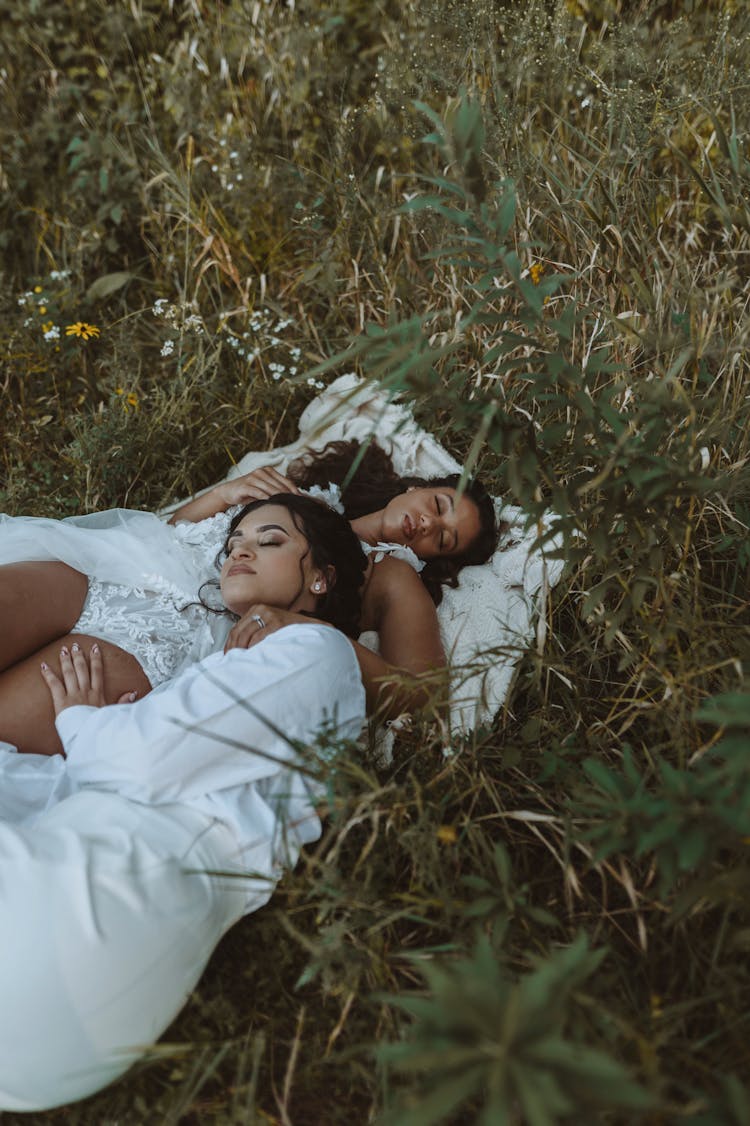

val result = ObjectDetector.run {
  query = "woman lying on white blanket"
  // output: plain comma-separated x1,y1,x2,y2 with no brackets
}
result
0,493,367,1112
0,440,497,754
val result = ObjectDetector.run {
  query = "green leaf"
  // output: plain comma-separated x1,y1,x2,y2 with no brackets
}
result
85,271,133,302
696,693,750,732
385,1065,485,1126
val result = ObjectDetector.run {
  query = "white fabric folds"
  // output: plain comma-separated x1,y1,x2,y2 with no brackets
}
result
0,625,365,1110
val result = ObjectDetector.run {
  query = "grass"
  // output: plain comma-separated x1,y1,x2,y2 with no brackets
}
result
1,0,749,1121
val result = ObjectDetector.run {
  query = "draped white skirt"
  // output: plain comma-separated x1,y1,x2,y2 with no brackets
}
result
0,791,248,1111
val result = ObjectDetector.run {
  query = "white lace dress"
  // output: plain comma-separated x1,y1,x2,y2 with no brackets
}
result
0,509,234,687
0,502,424,689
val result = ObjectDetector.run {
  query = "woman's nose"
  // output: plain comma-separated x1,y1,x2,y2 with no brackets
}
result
230,541,254,559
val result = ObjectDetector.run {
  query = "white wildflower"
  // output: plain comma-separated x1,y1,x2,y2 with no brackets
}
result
161,339,175,357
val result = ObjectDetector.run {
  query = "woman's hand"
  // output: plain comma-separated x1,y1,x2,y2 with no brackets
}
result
215,466,299,508
40,643,137,717
224,603,327,653
169,465,299,524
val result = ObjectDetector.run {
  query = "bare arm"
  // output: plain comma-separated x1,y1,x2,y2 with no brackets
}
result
168,466,299,524
362,558,448,718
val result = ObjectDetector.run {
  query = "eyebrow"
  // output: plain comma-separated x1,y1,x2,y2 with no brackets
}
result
256,523,289,534
228,522,290,542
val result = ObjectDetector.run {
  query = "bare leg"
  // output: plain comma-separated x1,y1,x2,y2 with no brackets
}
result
0,563,88,672
0,634,152,756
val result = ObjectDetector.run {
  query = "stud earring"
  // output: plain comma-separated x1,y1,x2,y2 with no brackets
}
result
313,581,322,592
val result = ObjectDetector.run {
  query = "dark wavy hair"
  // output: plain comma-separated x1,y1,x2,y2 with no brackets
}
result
288,440,502,606
218,494,367,637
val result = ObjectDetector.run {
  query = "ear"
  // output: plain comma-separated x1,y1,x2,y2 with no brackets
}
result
311,565,336,595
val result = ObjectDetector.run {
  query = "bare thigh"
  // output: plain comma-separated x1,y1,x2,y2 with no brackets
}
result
0,634,152,756
0,562,89,671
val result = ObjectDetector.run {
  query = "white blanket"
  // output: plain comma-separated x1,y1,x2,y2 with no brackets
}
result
176,374,565,736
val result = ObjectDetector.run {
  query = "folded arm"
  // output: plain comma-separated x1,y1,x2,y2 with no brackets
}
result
51,627,364,804
168,465,299,524
224,560,448,722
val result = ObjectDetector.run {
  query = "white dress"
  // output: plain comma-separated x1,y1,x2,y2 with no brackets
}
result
0,508,236,686
0,624,365,1111
0,508,423,689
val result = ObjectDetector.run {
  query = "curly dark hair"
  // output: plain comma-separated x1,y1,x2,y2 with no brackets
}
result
220,494,367,637
288,440,502,606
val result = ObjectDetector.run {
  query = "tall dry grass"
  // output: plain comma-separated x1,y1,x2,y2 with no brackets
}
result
1,0,749,1121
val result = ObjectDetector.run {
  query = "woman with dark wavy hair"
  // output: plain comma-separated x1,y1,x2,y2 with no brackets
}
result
171,439,499,717
0,495,366,756
0,441,497,748
0,494,367,1111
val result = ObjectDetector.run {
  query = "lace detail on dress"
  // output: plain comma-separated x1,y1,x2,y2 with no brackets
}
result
75,581,228,688
171,507,240,574
299,482,345,513
359,541,425,573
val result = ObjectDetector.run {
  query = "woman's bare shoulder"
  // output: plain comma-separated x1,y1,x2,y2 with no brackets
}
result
363,554,435,624
367,553,429,594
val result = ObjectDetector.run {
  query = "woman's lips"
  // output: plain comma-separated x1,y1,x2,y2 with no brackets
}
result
227,564,256,576
402,514,415,540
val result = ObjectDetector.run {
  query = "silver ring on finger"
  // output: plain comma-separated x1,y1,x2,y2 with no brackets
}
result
251,614,266,630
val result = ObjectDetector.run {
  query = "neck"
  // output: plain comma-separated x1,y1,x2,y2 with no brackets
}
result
350,511,383,546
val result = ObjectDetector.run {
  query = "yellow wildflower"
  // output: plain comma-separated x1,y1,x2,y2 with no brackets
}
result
126,392,139,409
529,262,545,285
34,285,43,294
114,387,124,395
39,306,47,315
436,825,457,845
41,321,53,334
65,322,101,341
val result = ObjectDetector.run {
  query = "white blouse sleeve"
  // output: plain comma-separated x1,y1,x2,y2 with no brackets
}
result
56,625,365,805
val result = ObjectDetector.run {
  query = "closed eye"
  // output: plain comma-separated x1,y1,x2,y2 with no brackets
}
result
435,496,445,550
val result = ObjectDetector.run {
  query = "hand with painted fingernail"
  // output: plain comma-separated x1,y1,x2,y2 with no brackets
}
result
40,642,110,716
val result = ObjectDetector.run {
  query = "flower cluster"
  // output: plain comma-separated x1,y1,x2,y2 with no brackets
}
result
16,272,79,348
222,308,313,385
208,139,244,193
65,322,101,341
152,299,205,358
